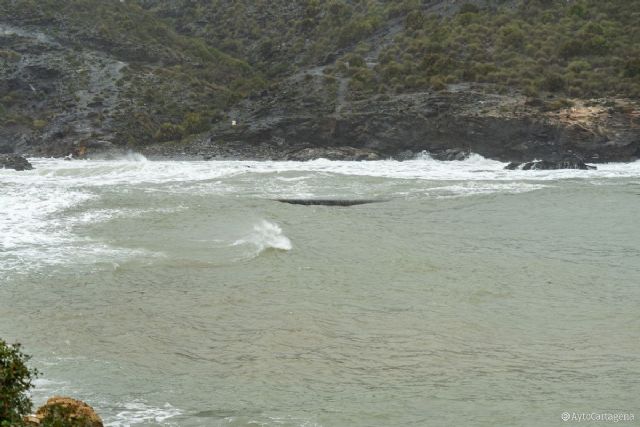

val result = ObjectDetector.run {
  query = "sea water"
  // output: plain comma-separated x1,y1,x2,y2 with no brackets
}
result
1,155,639,426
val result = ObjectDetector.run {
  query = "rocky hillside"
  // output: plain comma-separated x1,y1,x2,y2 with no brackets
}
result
0,0,260,156
1,0,639,162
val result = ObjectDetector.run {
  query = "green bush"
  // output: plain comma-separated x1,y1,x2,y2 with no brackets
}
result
499,23,525,49
0,340,38,427
541,73,566,92
181,112,210,135
568,60,590,74
624,58,640,78
365,0,640,98
430,75,446,91
459,3,480,14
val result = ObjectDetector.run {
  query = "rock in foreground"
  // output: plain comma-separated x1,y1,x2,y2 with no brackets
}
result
31,396,103,427
0,154,33,171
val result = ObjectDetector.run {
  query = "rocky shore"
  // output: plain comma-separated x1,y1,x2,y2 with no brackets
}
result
0,154,33,170
1,14,638,166
134,88,638,167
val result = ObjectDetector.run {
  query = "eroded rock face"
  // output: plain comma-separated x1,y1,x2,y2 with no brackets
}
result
195,88,640,163
0,154,33,171
33,396,103,427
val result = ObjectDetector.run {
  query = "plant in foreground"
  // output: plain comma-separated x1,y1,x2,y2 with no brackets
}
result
0,340,39,426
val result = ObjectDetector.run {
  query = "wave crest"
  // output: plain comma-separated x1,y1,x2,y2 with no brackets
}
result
121,151,148,162
234,220,292,253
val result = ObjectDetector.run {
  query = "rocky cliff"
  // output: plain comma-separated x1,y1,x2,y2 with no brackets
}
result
1,0,639,162
149,81,638,163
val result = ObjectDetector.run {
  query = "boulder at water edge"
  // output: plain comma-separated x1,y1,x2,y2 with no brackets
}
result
0,154,33,171
505,155,596,170
29,396,104,427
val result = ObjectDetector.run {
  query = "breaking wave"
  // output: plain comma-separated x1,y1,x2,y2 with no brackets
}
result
234,220,293,253
3,155,640,274
120,151,148,162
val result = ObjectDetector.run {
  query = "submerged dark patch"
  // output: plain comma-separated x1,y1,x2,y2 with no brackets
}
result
275,199,384,206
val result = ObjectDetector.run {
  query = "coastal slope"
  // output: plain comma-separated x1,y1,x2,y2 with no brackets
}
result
1,0,639,162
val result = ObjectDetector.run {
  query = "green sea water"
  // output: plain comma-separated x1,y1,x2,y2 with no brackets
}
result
1,156,639,426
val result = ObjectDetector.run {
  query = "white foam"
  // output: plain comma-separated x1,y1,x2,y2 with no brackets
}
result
0,178,157,276
105,401,182,427
32,378,68,391
420,182,548,199
69,207,186,226
0,184,109,275
29,373,180,427
2,155,640,273
224,414,323,427
234,220,293,253
0,186,95,250
120,151,148,162
6,155,639,190
278,154,640,181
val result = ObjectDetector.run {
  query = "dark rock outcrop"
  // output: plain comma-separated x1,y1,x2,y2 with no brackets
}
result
276,199,384,206
176,88,640,164
505,155,597,170
0,154,33,171
0,143,14,154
